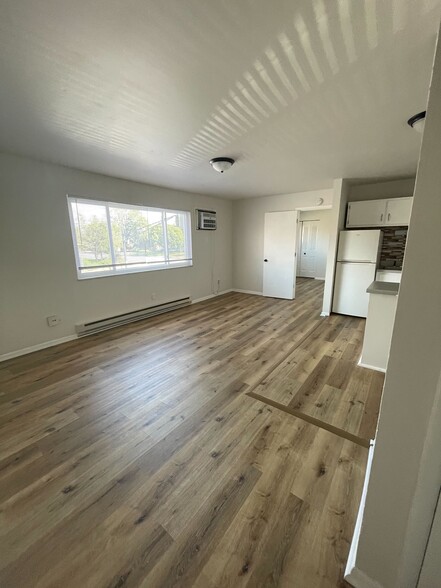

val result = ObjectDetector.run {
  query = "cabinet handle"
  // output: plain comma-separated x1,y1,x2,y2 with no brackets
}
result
380,213,383,222
388,213,391,221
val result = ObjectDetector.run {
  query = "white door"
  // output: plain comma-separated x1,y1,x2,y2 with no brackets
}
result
263,211,298,299
296,218,303,275
346,200,386,227
332,262,376,317
299,221,318,278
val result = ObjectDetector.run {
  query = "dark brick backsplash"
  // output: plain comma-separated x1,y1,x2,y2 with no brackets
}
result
379,227,408,270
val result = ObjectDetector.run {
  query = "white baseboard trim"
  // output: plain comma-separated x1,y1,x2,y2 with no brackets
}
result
320,311,330,317
2,290,237,362
345,441,377,587
0,334,78,363
232,289,263,296
344,567,384,588
357,359,386,373
192,289,233,304
314,277,326,281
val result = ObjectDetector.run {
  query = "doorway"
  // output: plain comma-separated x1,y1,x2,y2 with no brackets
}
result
298,220,319,278
296,209,331,285
262,207,331,303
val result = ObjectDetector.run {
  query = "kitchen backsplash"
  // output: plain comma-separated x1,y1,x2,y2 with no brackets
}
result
379,227,408,270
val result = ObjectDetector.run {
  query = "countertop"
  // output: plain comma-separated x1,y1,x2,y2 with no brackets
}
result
367,281,400,296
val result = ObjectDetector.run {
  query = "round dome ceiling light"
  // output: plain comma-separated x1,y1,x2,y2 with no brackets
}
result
209,157,235,173
407,111,426,133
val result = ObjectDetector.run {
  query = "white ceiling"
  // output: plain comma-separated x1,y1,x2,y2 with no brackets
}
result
0,1,440,199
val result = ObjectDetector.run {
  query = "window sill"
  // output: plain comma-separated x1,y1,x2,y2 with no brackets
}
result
76,261,193,280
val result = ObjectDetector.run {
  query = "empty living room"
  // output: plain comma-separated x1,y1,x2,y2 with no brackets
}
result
1,2,441,587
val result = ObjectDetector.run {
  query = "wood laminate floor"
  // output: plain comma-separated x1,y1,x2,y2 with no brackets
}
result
0,278,384,588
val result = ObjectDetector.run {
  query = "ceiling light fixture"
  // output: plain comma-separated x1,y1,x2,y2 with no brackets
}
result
209,157,235,173
407,111,426,133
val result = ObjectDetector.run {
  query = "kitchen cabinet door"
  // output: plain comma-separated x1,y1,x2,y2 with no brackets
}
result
346,200,386,227
384,197,413,226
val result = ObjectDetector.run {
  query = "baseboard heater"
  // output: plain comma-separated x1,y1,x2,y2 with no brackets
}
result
75,297,191,337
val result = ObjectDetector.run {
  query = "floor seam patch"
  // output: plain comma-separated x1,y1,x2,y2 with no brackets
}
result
246,390,371,448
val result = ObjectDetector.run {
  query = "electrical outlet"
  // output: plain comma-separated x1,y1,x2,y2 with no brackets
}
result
151,293,156,300
47,315,61,327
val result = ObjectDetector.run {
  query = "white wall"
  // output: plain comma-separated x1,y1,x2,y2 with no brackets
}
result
348,177,415,202
232,188,334,294
0,153,233,357
348,29,441,588
298,209,332,279
322,178,349,316
418,473,441,587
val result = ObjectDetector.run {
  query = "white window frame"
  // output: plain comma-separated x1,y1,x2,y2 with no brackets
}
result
67,195,193,279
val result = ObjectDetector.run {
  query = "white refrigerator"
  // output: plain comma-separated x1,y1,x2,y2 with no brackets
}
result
332,230,382,318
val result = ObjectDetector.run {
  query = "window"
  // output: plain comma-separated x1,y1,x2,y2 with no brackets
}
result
67,196,192,279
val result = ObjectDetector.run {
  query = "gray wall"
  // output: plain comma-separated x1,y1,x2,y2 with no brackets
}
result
0,153,233,356
348,177,415,202
352,30,441,588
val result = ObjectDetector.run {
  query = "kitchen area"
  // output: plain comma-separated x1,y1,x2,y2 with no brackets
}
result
332,193,412,372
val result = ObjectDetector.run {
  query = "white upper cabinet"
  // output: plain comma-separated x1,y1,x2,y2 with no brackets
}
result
384,197,413,226
346,197,413,228
346,199,386,227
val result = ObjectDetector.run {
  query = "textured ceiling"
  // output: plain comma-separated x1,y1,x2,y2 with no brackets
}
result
0,0,440,198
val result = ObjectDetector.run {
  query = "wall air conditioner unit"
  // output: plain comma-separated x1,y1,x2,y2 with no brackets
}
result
196,209,217,230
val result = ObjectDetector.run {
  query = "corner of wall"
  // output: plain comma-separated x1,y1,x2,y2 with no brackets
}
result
344,567,384,588
348,24,441,588
321,178,349,315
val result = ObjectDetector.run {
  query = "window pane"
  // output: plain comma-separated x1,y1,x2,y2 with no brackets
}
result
109,206,166,268
166,212,188,262
68,197,192,278
144,210,166,265
70,200,112,273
